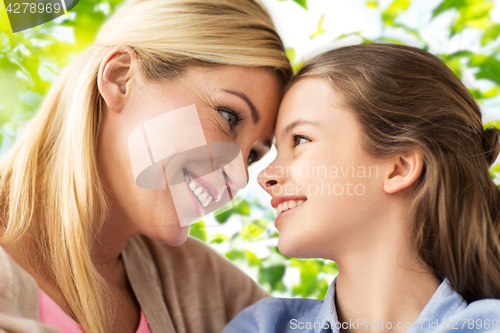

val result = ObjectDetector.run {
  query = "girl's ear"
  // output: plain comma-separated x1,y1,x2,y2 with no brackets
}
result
383,150,424,194
97,46,139,113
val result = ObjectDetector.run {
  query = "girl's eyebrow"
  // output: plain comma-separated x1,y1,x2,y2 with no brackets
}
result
280,118,321,139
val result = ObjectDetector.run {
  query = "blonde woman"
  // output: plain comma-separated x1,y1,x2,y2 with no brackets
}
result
0,0,293,332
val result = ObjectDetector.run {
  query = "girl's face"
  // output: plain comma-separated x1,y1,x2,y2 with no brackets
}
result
98,61,282,246
258,78,391,260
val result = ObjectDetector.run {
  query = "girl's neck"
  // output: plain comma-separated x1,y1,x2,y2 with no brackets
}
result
333,238,441,333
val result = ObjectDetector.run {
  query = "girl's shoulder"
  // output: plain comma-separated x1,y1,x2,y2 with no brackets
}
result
454,298,500,318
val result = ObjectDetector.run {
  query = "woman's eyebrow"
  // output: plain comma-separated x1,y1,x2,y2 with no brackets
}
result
222,89,260,124
280,119,321,139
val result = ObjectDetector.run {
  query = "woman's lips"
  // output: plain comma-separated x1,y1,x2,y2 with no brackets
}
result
184,177,205,217
183,167,220,199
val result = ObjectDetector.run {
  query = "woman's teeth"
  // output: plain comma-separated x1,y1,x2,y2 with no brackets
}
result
276,200,305,215
184,172,213,208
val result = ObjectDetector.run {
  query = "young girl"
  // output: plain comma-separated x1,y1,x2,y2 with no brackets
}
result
0,0,292,332
222,43,500,332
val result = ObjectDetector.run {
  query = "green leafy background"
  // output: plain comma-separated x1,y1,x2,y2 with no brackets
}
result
1,0,500,299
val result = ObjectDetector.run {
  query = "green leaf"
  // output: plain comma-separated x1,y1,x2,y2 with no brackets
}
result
241,219,268,241
432,0,494,36
381,0,411,26
484,120,500,131
208,233,228,244
258,264,286,291
214,199,251,223
468,54,500,86
291,258,324,298
225,249,245,261
310,14,327,40
189,220,207,242
481,23,500,45
366,0,379,9
285,47,305,74
245,249,262,266
278,0,308,9
432,0,464,18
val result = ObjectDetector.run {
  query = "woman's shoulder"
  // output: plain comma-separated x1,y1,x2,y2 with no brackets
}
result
0,244,39,316
0,245,59,332
222,296,323,333
126,234,268,294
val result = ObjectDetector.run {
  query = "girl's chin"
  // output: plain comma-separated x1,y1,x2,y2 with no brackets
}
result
277,234,318,259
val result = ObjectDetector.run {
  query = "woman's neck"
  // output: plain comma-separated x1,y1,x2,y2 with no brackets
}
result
91,204,139,267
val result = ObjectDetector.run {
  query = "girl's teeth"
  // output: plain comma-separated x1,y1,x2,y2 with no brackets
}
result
189,181,196,191
276,200,306,215
193,187,203,197
277,203,283,213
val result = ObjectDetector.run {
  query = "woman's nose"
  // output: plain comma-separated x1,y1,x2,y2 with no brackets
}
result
257,162,284,194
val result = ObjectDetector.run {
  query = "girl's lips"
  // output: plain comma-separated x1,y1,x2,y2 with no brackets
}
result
274,200,307,228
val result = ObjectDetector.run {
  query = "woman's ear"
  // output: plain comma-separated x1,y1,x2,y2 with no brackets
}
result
97,46,139,113
383,149,424,194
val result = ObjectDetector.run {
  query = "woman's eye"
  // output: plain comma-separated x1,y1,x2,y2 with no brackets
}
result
217,107,243,129
293,135,311,147
247,150,257,165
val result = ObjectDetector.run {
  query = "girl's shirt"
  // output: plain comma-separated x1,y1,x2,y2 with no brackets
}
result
38,288,152,333
222,276,500,333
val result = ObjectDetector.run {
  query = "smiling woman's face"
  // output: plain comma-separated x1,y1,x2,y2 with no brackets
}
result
97,60,282,246
258,78,390,260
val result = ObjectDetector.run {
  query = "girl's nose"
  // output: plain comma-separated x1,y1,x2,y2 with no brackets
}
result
257,162,284,194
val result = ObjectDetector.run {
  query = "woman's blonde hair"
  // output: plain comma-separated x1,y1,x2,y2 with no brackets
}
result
294,43,500,303
0,0,292,332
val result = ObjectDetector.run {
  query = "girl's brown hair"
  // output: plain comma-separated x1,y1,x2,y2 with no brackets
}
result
295,43,500,303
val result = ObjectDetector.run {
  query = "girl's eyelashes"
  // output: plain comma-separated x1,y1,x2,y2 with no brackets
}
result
292,134,311,148
217,107,244,130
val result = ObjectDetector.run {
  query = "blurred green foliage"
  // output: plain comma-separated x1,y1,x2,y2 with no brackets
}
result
1,0,500,300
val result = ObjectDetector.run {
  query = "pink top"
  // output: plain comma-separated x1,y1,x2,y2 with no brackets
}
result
38,288,153,333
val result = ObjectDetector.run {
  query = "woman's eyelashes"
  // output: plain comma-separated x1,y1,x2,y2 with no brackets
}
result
292,134,311,148
217,107,244,131
247,149,265,165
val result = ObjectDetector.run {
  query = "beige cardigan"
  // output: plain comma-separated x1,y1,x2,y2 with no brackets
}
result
0,235,269,333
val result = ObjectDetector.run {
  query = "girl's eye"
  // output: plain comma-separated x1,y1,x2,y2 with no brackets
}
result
293,135,311,147
217,107,243,130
